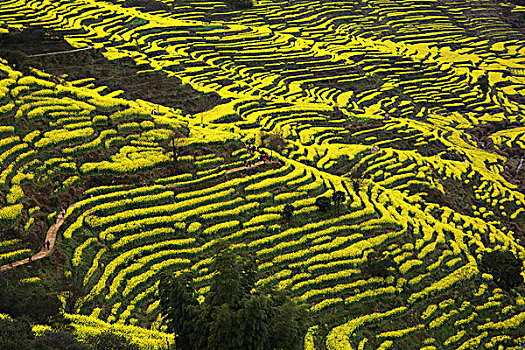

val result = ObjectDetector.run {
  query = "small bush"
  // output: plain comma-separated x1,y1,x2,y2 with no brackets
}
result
87,331,139,350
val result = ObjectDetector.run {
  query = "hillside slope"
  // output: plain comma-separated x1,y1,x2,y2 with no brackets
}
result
1,0,525,349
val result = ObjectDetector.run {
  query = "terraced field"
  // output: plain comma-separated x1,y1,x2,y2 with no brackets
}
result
1,0,525,348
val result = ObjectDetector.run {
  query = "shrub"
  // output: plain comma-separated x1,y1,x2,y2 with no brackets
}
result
0,317,36,350
86,331,139,350
34,331,89,350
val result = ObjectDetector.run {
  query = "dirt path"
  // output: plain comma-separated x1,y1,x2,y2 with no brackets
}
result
225,160,277,175
0,205,75,271
27,46,94,58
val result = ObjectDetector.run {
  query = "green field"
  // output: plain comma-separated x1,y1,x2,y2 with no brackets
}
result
0,0,525,348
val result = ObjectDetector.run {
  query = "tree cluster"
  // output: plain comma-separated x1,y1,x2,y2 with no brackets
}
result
0,318,138,350
315,190,347,214
262,130,286,152
0,318,85,350
159,246,308,350
0,275,62,325
0,274,138,350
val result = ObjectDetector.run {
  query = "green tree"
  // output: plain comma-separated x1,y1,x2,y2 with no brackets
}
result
159,271,199,350
269,296,308,350
263,130,286,152
478,74,489,95
315,196,331,212
479,250,524,291
207,246,257,308
344,166,366,193
159,245,308,350
237,295,270,350
208,303,235,350
332,190,346,215
281,204,295,224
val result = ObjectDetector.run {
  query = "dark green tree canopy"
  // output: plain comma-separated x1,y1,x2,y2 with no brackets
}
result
315,196,331,212
0,318,89,350
0,275,62,325
478,74,489,94
479,250,524,291
86,331,139,350
362,255,396,278
159,245,308,350
0,317,35,350
345,166,366,193
262,130,286,152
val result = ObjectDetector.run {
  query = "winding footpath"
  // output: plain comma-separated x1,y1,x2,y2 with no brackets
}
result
224,160,277,175
0,161,276,271
0,205,75,271
27,46,94,58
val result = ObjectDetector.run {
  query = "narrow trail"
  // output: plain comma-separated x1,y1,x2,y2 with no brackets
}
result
0,204,76,271
27,46,94,58
516,157,524,177
225,160,277,175
0,161,277,271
